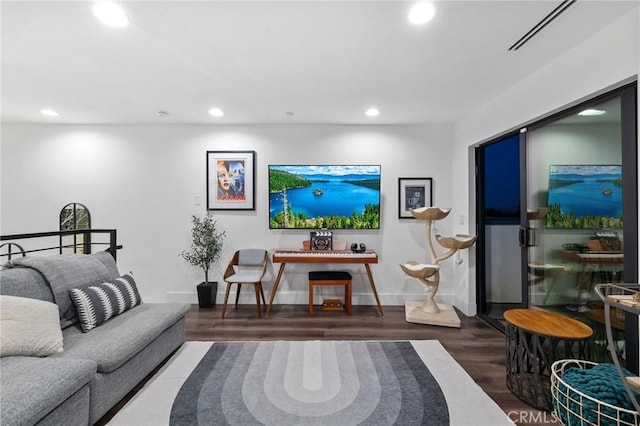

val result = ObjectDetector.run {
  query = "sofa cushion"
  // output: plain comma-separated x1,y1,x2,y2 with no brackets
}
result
92,250,120,277
55,303,190,373
0,267,55,303
0,295,64,357
0,356,96,426
69,273,142,333
7,253,120,329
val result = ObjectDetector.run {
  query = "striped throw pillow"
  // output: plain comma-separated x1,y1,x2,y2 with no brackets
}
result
69,274,142,333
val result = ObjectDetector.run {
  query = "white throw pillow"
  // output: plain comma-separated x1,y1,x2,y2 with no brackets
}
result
0,295,64,357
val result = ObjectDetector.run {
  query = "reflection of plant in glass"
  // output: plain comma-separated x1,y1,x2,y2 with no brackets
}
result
545,204,623,229
181,215,226,283
60,209,75,230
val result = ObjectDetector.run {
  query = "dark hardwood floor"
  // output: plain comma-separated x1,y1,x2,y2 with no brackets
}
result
99,304,552,425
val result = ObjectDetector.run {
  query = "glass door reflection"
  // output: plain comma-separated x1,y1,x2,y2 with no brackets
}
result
525,96,625,363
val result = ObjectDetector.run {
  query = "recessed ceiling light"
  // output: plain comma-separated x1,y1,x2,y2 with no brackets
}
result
365,107,380,117
208,108,224,117
578,109,606,116
40,109,59,117
409,2,436,25
93,2,129,28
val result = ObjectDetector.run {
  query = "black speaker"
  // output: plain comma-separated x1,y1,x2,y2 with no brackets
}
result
351,243,366,253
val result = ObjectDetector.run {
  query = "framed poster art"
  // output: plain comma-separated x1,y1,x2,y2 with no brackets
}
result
398,177,433,218
207,150,256,210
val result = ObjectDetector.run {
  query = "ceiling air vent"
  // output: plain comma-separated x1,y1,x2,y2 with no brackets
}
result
508,0,576,51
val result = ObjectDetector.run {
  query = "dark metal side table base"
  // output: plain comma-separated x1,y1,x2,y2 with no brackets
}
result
504,309,593,411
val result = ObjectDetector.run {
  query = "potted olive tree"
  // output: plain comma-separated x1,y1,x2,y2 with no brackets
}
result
181,214,226,308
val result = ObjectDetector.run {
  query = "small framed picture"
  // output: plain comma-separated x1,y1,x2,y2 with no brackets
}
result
398,177,433,218
207,151,256,210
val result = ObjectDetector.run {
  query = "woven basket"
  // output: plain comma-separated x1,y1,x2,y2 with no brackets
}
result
551,359,639,426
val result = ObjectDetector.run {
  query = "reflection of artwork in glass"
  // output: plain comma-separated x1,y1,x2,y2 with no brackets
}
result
546,165,623,229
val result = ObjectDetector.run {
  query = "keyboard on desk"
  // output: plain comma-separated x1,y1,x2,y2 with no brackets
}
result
272,250,378,264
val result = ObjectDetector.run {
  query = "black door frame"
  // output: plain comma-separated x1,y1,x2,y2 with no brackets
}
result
475,82,638,371
475,131,526,330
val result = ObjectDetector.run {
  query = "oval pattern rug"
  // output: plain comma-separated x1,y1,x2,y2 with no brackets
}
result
108,340,513,426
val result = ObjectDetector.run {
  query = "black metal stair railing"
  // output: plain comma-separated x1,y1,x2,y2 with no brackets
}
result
0,229,121,261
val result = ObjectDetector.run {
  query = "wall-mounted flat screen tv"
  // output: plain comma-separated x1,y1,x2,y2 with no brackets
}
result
546,164,622,229
269,165,381,229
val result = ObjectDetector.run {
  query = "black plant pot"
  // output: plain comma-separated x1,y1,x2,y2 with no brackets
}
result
197,281,217,308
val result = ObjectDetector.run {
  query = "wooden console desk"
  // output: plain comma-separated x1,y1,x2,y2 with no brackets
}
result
267,249,384,317
554,250,624,311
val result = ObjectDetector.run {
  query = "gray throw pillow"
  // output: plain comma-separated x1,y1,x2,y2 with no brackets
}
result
69,273,142,333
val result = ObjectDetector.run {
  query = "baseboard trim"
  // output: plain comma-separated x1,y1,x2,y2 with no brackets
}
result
166,291,458,307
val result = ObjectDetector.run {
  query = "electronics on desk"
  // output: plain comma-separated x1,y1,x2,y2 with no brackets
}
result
562,243,588,252
594,231,621,251
595,231,619,239
310,231,332,250
351,243,366,253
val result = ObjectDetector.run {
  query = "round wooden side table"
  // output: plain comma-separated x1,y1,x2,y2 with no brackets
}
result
504,308,593,411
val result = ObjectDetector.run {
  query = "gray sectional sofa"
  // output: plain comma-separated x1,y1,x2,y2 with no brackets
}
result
0,251,191,426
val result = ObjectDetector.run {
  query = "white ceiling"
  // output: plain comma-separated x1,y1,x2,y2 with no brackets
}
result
1,1,637,125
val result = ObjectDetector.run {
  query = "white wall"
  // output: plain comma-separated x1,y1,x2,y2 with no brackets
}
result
1,8,638,318
1,123,469,309
452,7,639,316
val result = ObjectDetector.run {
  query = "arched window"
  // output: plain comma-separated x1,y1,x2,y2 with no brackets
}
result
60,202,91,230
59,203,91,253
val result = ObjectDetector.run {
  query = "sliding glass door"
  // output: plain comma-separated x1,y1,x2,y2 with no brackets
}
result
476,83,637,370
525,93,631,364
476,133,525,328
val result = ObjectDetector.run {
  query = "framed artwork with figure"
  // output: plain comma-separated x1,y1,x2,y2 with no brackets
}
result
207,151,256,210
398,177,432,218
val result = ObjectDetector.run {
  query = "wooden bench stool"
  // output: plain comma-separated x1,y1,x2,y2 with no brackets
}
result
308,271,352,316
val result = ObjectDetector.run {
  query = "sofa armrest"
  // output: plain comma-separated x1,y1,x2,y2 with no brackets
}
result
0,357,96,426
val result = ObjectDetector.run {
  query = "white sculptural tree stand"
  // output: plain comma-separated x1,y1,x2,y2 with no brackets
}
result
400,207,477,328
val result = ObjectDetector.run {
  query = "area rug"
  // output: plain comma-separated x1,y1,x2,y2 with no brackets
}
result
108,340,513,426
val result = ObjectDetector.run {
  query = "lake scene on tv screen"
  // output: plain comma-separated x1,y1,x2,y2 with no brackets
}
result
546,164,622,229
269,165,380,229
